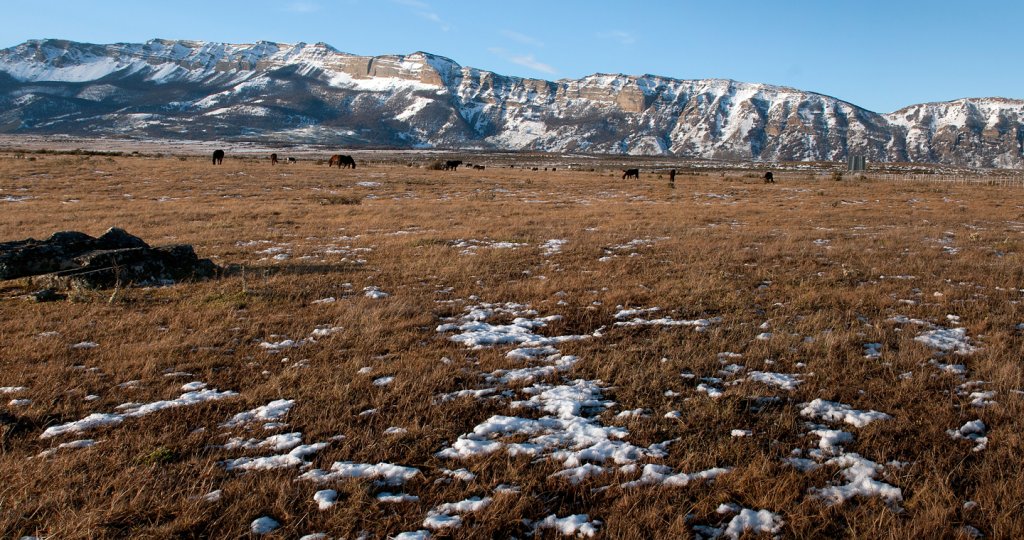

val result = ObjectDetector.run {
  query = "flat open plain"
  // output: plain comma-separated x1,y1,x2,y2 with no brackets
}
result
1,151,1023,538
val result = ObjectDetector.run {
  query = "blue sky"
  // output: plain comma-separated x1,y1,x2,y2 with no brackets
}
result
2,0,1019,112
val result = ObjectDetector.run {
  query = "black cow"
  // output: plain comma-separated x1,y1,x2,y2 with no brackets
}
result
622,168,640,180
270,153,278,165
212,149,225,165
329,154,356,169
442,160,463,171
764,171,775,184
287,157,297,163
669,169,676,182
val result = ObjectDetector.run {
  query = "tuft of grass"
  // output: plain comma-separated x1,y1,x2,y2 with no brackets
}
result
137,446,180,466
316,195,362,205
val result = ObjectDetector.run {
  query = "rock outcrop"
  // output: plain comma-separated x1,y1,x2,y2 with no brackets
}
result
0,228,219,289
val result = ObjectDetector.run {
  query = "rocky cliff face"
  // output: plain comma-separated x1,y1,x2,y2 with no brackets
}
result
1,39,1022,168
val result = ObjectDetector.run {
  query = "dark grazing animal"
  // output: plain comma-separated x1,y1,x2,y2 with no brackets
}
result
622,168,640,180
287,157,297,163
328,154,356,169
669,169,676,182
212,149,225,165
764,171,775,183
442,160,463,171
472,164,485,170
270,153,278,165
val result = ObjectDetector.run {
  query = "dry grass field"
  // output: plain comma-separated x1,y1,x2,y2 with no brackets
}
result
1,150,1023,539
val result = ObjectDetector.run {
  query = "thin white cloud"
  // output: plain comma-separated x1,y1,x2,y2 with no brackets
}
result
284,1,320,13
598,30,636,46
488,47,557,75
392,0,449,31
500,30,544,48
510,54,557,75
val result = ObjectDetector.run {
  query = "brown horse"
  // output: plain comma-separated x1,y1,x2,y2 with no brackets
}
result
270,153,278,165
212,149,225,165
328,154,356,169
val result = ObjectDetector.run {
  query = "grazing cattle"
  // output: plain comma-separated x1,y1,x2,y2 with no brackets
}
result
442,160,463,171
472,164,485,170
328,154,356,169
669,169,676,182
212,149,225,165
622,168,640,180
287,157,297,163
270,153,278,165
764,171,775,184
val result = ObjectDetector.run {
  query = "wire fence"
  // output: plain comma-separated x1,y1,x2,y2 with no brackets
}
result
865,173,1024,187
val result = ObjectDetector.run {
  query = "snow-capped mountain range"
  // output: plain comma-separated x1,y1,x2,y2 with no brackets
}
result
1,39,1022,168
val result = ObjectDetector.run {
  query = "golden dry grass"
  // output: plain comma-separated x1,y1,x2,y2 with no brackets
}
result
1,151,1023,538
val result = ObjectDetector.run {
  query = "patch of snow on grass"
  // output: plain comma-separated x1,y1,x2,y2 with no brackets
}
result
968,391,997,408
221,399,294,428
915,327,978,355
747,371,802,390
551,463,607,484
222,442,329,471
42,388,237,438
541,239,567,255
378,492,420,503
392,531,430,540
614,315,722,331
723,508,784,539
947,419,988,451
613,307,660,319
298,461,421,485
809,453,903,507
437,379,672,472
313,489,338,510
223,432,303,452
364,286,390,299
535,514,601,537
250,516,280,535
800,399,892,428
438,307,590,349
441,468,477,481
36,438,98,458
620,464,731,489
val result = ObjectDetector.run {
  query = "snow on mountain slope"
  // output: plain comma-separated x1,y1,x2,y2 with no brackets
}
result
1,39,1021,167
